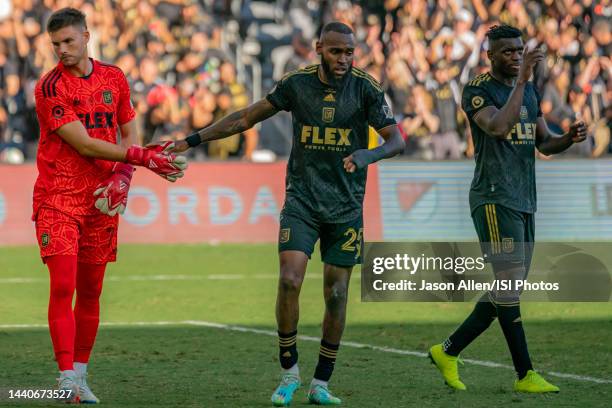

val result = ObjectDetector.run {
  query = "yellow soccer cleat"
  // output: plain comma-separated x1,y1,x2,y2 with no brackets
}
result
514,370,560,393
428,344,467,390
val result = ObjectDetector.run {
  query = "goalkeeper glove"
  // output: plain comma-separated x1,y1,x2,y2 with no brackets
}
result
125,141,187,182
93,162,134,216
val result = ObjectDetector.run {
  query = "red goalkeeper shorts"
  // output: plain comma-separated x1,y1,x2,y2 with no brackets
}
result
35,207,119,264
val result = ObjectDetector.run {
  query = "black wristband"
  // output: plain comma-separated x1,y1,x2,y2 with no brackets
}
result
186,133,201,147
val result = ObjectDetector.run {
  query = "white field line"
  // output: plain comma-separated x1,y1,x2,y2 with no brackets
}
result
0,274,327,284
0,320,610,385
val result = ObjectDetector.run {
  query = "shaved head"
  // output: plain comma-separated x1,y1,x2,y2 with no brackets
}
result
320,22,354,39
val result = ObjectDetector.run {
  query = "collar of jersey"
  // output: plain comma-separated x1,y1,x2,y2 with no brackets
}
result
59,57,96,80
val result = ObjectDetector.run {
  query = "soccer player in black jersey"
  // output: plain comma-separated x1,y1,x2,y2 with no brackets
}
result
171,22,404,406
428,25,587,394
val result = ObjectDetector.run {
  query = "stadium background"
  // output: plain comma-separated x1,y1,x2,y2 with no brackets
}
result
1,1,611,407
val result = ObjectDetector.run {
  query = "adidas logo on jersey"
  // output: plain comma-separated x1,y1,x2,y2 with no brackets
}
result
323,93,335,102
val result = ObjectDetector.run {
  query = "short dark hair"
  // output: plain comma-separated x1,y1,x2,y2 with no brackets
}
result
321,21,354,36
47,8,87,33
486,24,522,41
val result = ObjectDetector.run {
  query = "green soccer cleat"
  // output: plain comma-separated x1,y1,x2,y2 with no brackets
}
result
271,373,301,407
428,344,467,390
514,370,560,393
307,384,342,405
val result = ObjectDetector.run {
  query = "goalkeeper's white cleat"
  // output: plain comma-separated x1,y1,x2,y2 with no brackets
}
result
77,373,100,404
56,371,80,403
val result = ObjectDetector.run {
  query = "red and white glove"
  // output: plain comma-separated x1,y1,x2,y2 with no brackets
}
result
125,141,187,182
93,162,134,216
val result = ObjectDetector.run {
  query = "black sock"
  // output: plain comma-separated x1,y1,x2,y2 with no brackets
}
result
278,330,298,369
496,302,533,379
444,292,497,356
313,340,339,382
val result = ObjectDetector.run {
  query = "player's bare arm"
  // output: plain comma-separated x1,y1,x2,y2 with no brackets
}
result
343,125,405,173
172,99,279,153
473,45,544,139
56,120,128,160
119,119,140,147
535,117,587,156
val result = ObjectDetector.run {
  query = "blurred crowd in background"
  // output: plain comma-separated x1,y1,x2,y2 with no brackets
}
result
0,0,610,163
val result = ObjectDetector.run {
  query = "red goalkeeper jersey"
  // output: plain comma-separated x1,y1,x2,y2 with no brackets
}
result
33,59,136,218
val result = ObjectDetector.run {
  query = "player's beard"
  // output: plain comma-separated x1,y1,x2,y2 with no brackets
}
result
60,53,81,67
61,47,87,67
321,57,351,89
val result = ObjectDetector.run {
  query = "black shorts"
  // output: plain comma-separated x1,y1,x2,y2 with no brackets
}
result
278,210,363,267
472,203,534,268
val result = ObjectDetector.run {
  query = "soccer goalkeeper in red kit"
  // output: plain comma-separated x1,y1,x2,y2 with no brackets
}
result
33,7,187,403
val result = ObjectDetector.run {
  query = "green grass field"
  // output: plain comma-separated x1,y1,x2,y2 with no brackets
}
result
1,244,611,407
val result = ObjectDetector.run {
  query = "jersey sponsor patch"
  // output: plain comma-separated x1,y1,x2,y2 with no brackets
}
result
52,106,64,119
383,105,393,119
471,96,484,109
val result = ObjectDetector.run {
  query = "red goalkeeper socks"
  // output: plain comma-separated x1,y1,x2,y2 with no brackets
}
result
46,255,78,371
47,257,107,369
74,262,107,363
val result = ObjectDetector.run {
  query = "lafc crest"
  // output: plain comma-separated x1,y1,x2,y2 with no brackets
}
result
103,90,113,104
322,107,335,123
41,232,50,247
502,237,514,253
279,228,291,243
520,106,528,120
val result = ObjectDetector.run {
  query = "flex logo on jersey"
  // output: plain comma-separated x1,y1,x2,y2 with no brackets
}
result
506,122,536,143
322,107,335,123
300,125,351,147
102,90,113,105
77,112,114,129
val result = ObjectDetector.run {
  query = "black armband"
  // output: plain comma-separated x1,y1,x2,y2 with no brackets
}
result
186,133,202,147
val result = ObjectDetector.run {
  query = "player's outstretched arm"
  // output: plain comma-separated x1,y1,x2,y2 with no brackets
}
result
536,117,587,156
473,46,544,139
170,99,279,153
56,120,187,182
343,125,405,173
